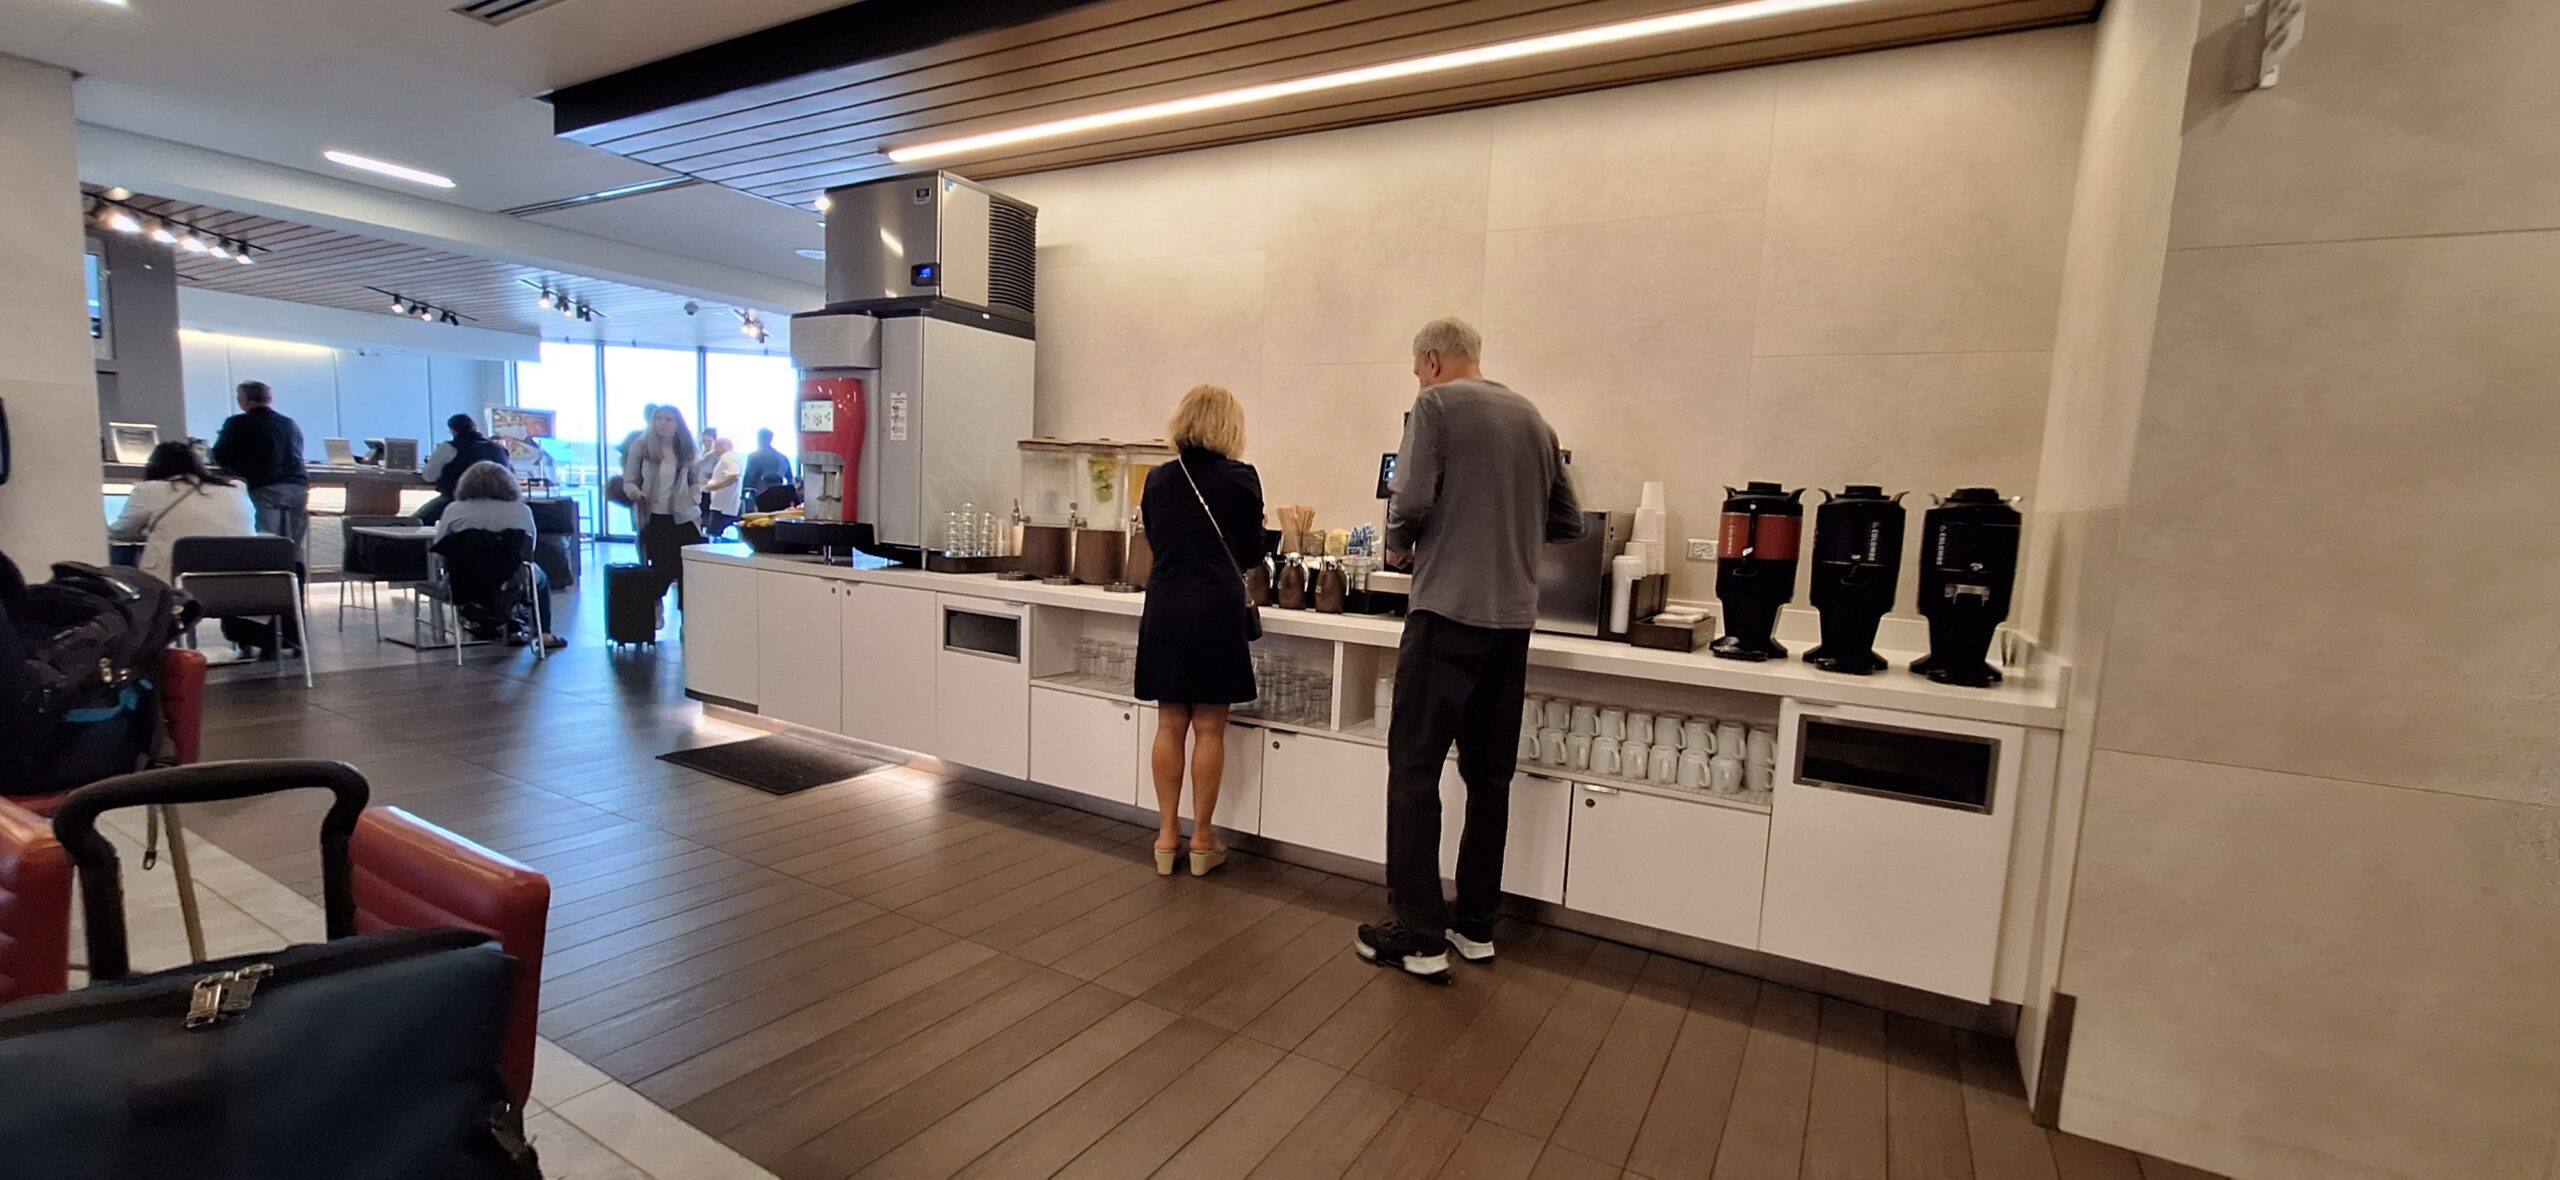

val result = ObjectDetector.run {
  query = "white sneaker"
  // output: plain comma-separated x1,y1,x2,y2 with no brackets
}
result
1447,927,1497,963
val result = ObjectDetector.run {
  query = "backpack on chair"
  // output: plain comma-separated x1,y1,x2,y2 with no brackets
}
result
0,551,196,795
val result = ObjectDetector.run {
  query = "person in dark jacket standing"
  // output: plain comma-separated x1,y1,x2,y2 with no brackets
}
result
1357,317,1583,983
211,380,310,550
414,414,511,525
742,428,794,502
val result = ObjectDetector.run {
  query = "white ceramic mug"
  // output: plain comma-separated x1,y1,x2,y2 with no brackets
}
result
1543,698,1572,730
1710,755,1745,794
1678,749,1710,789
1648,745,1681,785
1683,718,1715,754
1591,737,1622,777
1597,707,1627,741
1522,695,1546,730
1570,703,1599,736
1745,762,1775,793
1746,726,1777,767
1619,741,1649,780
1655,714,1685,750
1627,712,1655,745
1715,721,1747,761
1518,727,1542,762
1540,728,1569,767
1566,732,1593,771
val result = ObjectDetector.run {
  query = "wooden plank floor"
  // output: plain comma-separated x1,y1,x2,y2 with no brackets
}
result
180,569,2219,1180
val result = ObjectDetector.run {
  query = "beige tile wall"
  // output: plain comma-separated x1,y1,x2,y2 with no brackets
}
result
1001,26,2095,611
2056,3,2560,1177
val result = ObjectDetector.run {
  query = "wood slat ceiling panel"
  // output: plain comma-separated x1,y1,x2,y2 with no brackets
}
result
88,188,791,352
555,0,2095,207
660,0,1638,184
743,0,2094,205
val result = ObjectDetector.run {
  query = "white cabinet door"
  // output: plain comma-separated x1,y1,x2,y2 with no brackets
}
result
681,560,759,706
754,573,842,732
1758,700,2022,1002
842,582,939,753
1566,785,1767,950
1032,688,1139,805
1438,767,1572,904
1140,708,1265,836
933,596,1030,778
1260,731,1387,863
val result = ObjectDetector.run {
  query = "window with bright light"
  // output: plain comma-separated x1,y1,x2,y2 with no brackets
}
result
705,352,799,501
513,341,601,534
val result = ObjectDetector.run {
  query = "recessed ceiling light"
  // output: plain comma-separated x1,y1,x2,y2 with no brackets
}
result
888,0,1872,163
324,150,456,189
795,248,826,260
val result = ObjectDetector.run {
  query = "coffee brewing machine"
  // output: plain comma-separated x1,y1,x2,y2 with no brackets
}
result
1803,485,1906,675
1910,487,2022,686
784,172,1037,569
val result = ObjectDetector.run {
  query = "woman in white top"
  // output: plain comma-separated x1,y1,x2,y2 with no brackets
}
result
107,442,258,585
620,404,704,607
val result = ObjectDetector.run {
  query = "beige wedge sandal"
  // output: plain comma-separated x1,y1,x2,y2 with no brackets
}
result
1188,844,1228,877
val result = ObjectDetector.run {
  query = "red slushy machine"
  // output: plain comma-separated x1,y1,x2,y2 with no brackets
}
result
786,172,1037,568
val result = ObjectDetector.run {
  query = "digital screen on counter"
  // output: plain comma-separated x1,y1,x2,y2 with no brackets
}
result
1376,453,1397,499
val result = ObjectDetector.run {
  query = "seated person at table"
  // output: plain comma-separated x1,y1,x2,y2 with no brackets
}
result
431,461,565,650
108,441,258,585
416,414,511,525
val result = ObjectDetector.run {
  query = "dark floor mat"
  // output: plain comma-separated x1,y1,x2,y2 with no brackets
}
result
657,734,899,796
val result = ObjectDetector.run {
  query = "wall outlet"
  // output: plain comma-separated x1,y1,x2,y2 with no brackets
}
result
1685,539,1715,561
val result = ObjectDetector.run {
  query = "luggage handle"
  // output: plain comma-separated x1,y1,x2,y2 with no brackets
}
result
53,760,370,981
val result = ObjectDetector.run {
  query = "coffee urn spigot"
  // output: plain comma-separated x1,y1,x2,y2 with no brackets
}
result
1042,503,1084,586
1709,481,1805,662
1909,488,2022,687
1804,485,1906,676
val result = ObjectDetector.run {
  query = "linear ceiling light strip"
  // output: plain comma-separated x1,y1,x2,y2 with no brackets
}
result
884,0,1877,163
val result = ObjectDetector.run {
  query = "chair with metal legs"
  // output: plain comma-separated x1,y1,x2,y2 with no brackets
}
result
169,535,314,688
335,514,423,639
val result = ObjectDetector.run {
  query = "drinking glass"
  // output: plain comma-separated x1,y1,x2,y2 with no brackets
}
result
1074,638,1100,681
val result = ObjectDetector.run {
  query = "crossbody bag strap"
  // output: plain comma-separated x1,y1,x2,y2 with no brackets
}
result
1175,455,1241,567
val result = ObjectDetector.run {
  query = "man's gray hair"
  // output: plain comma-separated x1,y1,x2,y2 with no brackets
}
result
1411,317,1482,362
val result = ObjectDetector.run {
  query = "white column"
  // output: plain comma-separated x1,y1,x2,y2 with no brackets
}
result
0,55,105,568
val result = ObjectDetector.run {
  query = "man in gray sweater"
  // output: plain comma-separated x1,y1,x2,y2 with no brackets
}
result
1358,317,1583,981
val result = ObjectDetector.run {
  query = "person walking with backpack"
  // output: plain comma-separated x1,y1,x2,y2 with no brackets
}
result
1356,317,1583,983
210,380,310,551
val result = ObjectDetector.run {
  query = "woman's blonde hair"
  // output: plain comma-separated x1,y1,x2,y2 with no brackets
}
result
1168,384,1245,458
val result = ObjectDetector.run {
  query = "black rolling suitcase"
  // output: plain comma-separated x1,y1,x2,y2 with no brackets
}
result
0,761,539,1180
604,561,658,647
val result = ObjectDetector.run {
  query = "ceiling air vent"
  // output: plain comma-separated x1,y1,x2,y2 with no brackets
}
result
452,0,575,26
987,198,1037,320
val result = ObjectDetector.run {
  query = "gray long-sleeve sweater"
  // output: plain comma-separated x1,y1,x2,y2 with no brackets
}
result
1385,378,1584,630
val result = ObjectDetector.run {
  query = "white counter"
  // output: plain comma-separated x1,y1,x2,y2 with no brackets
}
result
684,545,2067,729
679,544,2070,1010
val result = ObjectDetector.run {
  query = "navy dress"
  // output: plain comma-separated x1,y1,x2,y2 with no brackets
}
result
1135,448,1266,706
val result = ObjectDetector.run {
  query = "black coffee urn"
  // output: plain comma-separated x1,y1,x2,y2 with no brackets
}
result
1804,485,1905,675
1910,487,2022,687
1709,482,1803,662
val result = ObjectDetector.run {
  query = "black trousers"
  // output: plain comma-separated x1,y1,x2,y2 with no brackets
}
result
637,513,703,606
1384,611,1533,938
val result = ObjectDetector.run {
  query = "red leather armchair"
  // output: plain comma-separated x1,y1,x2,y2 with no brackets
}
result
0,801,73,1006
350,807,551,1106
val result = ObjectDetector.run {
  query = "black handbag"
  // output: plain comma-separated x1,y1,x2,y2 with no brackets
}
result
0,761,539,1180
1176,455,1263,641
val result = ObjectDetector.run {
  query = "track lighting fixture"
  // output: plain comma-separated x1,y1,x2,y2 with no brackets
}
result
735,309,768,344
367,287,471,328
89,193,268,263
517,279,600,322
